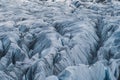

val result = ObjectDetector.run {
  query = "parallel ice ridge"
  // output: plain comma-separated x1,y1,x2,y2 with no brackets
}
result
0,0,120,80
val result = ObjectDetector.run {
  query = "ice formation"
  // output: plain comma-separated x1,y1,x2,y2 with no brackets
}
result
0,0,120,80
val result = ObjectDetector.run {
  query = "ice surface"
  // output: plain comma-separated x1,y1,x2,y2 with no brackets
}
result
0,0,120,80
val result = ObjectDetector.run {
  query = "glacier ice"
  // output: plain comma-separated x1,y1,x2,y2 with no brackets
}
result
0,0,120,80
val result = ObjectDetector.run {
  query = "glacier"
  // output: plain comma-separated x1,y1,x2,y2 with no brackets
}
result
0,0,120,80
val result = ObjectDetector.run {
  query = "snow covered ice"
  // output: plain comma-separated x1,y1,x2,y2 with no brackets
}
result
0,0,120,80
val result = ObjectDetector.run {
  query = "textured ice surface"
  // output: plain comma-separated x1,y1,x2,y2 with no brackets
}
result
0,0,120,80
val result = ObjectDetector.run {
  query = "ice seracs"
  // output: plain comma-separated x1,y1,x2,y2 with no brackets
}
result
0,0,120,80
